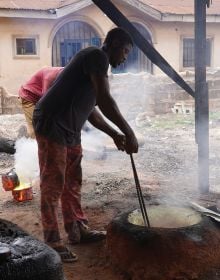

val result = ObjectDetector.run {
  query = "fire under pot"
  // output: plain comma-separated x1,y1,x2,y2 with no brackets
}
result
106,205,220,280
12,184,33,202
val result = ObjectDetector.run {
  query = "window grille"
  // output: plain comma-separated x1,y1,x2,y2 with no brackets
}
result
183,38,212,67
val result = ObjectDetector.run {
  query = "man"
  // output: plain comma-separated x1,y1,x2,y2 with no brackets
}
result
33,27,138,263
19,66,63,138
18,65,126,261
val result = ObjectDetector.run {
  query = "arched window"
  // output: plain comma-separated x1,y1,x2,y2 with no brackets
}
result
52,21,101,66
112,22,153,74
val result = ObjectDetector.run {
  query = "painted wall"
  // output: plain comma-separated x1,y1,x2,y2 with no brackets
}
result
0,17,54,94
0,5,112,95
207,23,220,69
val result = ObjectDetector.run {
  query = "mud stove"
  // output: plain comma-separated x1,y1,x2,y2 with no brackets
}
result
107,205,220,280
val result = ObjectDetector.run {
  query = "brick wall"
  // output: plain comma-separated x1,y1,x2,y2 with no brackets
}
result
110,71,220,117
1,71,220,116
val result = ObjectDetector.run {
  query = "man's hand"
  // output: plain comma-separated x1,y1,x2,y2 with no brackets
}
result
125,132,139,154
112,132,126,151
112,131,138,154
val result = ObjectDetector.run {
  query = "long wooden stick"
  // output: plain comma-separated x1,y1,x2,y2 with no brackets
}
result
130,154,150,228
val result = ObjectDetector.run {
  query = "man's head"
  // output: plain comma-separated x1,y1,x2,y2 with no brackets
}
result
103,27,133,68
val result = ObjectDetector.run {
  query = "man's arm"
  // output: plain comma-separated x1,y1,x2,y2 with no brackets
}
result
88,108,126,151
90,74,138,154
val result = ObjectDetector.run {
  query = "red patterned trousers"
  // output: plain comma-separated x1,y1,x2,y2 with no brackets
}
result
36,134,87,243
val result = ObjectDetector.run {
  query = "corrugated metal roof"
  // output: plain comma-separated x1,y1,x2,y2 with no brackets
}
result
139,0,220,15
0,0,79,10
0,0,220,15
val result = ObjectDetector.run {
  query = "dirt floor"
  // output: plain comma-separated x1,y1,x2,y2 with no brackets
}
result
1,113,220,280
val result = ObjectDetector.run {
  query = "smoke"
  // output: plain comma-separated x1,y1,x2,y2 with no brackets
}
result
14,137,39,184
81,127,111,160
12,73,152,182
13,132,110,184
80,73,151,161
110,72,156,127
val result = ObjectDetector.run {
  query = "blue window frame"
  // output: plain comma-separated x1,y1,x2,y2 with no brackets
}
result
52,21,101,66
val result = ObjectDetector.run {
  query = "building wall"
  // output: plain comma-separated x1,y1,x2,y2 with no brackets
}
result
207,23,220,69
0,5,112,95
1,3,220,97
0,17,54,95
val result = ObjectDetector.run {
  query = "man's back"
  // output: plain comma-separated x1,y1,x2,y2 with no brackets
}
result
33,47,109,146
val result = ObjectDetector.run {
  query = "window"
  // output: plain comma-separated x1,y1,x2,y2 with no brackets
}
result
183,38,212,67
13,36,39,57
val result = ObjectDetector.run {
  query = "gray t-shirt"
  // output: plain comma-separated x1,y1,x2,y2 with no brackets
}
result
33,47,109,146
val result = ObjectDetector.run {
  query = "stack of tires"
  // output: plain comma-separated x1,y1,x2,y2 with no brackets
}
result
0,219,65,280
